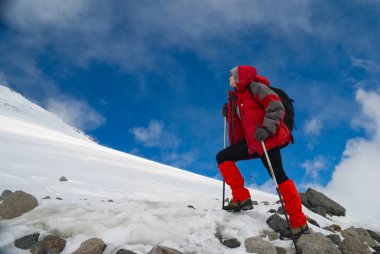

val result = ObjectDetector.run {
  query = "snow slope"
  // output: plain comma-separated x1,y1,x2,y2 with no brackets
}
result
0,84,376,253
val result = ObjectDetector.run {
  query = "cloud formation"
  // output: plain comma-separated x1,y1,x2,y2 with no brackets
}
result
301,156,329,181
45,95,105,131
130,120,181,149
323,88,380,224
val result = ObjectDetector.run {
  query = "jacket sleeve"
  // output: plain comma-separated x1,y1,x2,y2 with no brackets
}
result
249,82,285,134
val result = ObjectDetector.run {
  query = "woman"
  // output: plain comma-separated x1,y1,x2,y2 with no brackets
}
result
216,65,309,237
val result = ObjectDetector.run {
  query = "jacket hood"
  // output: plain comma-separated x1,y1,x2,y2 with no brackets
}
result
230,65,270,92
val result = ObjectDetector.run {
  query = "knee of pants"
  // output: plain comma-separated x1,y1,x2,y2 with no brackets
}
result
216,150,225,165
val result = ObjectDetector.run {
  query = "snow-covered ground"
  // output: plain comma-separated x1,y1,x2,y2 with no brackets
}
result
0,84,378,253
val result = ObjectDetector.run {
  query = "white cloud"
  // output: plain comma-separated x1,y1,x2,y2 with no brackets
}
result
323,88,380,223
254,179,277,195
130,120,181,149
45,95,105,131
304,116,323,136
162,151,195,169
301,156,329,180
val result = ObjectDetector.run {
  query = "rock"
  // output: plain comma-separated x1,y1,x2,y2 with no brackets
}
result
222,238,241,248
275,246,287,254
187,205,195,209
42,196,51,199
339,237,372,254
310,206,327,217
116,249,137,254
261,201,270,205
0,190,13,201
252,200,259,205
71,238,106,254
0,191,38,219
297,232,340,254
108,200,114,202
324,224,342,233
268,209,277,213
245,236,276,254
277,206,285,215
367,230,380,244
59,176,68,182
147,245,183,254
30,235,66,254
56,197,63,200
260,230,279,241
353,228,380,248
300,188,346,216
374,246,380,253
327,234,342,246
307,217,320,228
14,233,40,250
266,214,289,236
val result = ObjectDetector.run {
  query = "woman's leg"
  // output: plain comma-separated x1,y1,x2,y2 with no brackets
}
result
260,147,307,229
216,140,252,203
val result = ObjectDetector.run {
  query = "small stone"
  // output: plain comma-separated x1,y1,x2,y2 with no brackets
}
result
14,233,40,250
222,238,241,248
116,249,137,254
0,191,38,219
245,236,276,254
324,224,342,233
42,196,51,199
268,209,277,213
307,217,320,228
56,197,63,200
59,176,68,182
339,237,372,254
252,200,259,205
297,232,340,254
275,246,287,254
187,205,195,209
261,201,270,205
107,200,114,202
30,235,66,254
147,245,183,254
326,234,342,246
0,190,13,201
71,238,106,254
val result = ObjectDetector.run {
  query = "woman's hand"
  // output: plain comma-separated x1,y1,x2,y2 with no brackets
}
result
255,127,270,141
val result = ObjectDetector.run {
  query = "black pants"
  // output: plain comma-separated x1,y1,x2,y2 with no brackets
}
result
216,140,289,184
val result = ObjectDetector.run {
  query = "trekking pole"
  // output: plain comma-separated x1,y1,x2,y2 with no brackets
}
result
222,116,227,209
260,141,302,254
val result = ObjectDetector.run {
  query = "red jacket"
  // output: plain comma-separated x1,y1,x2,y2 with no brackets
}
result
228,66,291,156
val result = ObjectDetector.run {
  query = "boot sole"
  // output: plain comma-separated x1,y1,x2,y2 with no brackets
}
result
241,205,254,211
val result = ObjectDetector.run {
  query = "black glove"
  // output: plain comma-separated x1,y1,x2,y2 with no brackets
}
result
255,127,270,141
222,103,228,117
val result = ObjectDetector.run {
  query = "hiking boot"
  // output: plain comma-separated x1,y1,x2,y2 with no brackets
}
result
280,224,310,241
223,199,254,212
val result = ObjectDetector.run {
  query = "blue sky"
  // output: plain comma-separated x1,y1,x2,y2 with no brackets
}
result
1,0,380,197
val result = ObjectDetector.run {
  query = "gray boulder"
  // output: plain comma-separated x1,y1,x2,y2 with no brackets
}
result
260,229,279,241
300,188,346,216
367,230,380,244
115,250,137,254
14,233,40,250
245,236,276,254
310,206,327,217
339,238,371,254
30,235,66,254
327,234,342,246
342,227,379,248
71,238,106,254
0,191,38,219
0,190,13,201
147,245,183,254
297,233,340,254
59,176,68,182
266,214,289,236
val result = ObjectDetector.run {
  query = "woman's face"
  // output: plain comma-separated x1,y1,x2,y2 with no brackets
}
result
229,75,236,87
